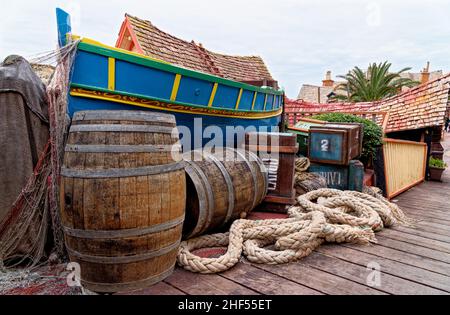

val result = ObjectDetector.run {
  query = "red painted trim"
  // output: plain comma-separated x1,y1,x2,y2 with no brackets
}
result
115,18,128,48
115,16,144,54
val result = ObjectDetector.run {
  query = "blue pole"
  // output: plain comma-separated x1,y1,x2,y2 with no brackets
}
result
56,8,72,47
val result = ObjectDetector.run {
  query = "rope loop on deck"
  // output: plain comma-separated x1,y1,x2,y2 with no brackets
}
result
177,187,414,274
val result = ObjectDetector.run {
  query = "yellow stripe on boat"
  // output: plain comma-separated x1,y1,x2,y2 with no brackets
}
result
235,89,243,110
251,91,258,110
263,94,268,111
208,83,218,107
108,58,116,91
170,74,182,101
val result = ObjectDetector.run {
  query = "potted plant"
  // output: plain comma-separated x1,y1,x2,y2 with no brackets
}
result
429,157,447,181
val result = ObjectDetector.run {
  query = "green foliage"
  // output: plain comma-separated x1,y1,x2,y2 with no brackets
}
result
312,113,383,164
331,61,420,102
429,157,447,169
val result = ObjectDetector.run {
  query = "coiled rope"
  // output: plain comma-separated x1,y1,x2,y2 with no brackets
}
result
177,187,413,274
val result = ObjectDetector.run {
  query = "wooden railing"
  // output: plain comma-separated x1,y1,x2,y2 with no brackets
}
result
383,138,428,199
285,111,390,133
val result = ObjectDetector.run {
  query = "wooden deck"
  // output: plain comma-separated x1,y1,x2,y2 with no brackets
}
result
125,135,450,295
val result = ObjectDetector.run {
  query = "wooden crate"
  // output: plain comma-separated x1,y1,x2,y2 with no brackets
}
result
245,132,299,208
309,123,363,166
308,160,364,192
287,118,326,156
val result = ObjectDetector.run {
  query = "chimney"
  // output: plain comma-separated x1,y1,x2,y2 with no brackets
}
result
421,62,430,84
322,71,334,87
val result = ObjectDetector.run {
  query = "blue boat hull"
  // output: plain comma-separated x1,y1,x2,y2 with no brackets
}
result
68,96,281,150
64,36,283,151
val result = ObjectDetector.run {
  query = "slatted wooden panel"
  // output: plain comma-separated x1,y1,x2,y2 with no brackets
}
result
383,138,427,199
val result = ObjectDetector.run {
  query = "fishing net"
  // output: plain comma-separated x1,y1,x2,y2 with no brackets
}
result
0,264,83,295
46,41,80,263
0,42,79,269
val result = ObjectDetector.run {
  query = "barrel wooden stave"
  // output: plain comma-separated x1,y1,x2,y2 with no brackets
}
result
186,156,230,231
60,110,185,293
64,225,182,285
183,148,267,238
226,148,267,214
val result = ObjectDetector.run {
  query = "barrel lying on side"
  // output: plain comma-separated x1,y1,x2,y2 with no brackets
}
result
183,148,268,239
60,110,185,293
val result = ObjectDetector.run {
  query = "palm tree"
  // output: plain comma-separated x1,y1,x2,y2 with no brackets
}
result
331,62,420,102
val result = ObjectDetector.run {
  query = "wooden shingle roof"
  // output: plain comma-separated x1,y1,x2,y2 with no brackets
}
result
124,14,275,83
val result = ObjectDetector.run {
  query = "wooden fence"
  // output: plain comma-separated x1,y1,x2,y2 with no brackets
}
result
383,138,428,199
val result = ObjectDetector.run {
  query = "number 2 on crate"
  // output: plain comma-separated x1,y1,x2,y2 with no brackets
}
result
321,139,330,152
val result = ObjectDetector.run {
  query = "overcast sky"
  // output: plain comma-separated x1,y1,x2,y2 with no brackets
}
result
1,0,449,98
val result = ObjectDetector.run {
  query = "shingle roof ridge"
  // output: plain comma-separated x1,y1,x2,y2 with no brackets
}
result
191,41,223,77
207,49,274,80
208,49,264,59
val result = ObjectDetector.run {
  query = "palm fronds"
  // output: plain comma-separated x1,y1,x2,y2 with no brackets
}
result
331,62,420,102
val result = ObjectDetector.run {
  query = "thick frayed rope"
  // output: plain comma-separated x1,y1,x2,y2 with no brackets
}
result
177,188,412,274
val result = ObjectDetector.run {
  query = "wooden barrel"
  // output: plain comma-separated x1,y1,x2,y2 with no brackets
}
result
60,110,186,293
183,148,268,239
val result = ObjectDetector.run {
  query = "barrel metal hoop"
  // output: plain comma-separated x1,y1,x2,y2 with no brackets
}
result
234,149,258,211
69,124,176,134
247,150,269,202
73,110,176,124
67,240,180,264
80,265,175,293
61,162,184,179
63,215,185,239
206,153,235,226
65,144,181,153
184,159,214,237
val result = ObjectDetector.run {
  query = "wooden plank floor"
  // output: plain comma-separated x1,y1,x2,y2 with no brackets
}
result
127,135,450,295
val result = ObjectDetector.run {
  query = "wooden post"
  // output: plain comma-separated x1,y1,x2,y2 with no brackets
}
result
424,127,433,180
373,146,387,197
348,160,364,191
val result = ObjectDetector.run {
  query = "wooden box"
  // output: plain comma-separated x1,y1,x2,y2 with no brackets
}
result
287,118,327,156
309,123,363,165
245,132,299,209
308,160,364,192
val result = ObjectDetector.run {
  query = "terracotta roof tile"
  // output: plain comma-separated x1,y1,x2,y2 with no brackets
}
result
285,74,450,133
125,14,274,82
